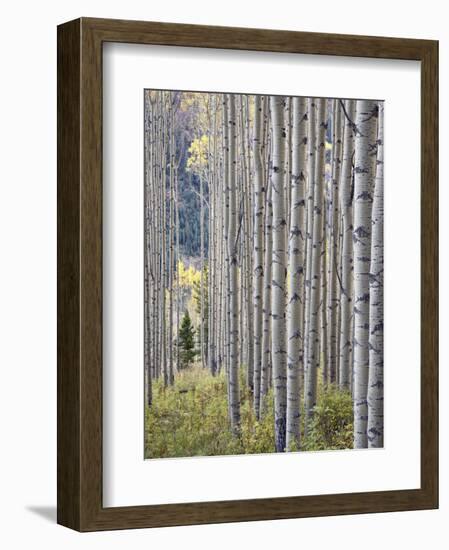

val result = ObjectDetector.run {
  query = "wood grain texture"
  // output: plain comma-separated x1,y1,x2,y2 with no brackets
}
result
57,17,439,532
57,18,81,531
420,41,439,503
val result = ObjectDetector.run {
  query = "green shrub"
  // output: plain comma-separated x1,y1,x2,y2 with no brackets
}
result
302,385,353,451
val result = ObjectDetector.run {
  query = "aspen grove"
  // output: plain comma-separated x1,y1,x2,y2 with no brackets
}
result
144,90,384,458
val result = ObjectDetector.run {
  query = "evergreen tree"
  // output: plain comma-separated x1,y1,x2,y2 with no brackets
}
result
178,311,197,369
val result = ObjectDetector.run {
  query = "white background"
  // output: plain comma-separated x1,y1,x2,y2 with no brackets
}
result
0,0,446,548
103,44,420,506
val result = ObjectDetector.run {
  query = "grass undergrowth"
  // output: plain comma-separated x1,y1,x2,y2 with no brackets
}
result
144,365,353,459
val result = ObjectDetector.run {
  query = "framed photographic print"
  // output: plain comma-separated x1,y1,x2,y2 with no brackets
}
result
57,17,438,531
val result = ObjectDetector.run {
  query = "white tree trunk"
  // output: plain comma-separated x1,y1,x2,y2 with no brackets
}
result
305,98,326,426
222,95,231,385
160,94,167,386
168,97,175,385
327,100,343,383
227,94,241,433
353,99,378,448
367,101,384,448
252,95,265,418
303,98,316,392
260,99,272,414
260,173,273,415
320,184,329,384
286,97,307,450
339,99,356,390
270,95,288,452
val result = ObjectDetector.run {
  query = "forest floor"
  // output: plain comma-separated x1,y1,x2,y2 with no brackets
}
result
144,365,354,459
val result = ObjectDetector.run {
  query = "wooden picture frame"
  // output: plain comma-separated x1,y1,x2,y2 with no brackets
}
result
57,17,438,531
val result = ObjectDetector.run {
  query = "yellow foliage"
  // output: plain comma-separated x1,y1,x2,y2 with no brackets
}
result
178,90,223,179
177,261,201,288
186,134,210,175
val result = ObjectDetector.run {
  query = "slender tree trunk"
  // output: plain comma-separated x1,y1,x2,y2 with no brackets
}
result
244,97,254,387
160,94,167,386
339,99,356,390
270,96,288,452
207,101,213,374
260,176,273,416
328,100,343,384
303,99,316,392
227,94,240,433
222,95,231,386
336,214,343,387
239,162,246,369
305,98,327,427
367,101,384,448
168,98,175,385
252,95,265,418
175,172,180,374
199,159,205,369
152,94,161,380
208,96,218,375
144,91,153,405
286,97,307,450
245,169,254,390
353,99,378,448
321,177,329,385
216,122,225,374
260,99,272,414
